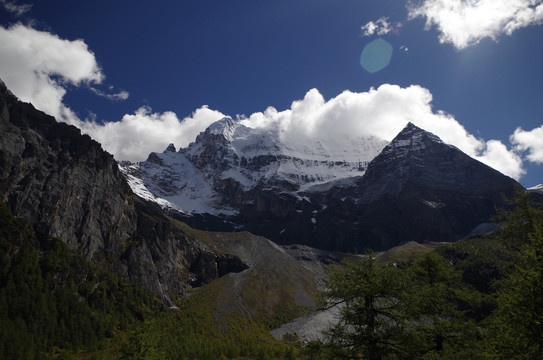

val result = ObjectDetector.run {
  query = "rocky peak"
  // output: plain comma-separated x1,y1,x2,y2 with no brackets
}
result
0,79,16,104
359,122,485,203
164,143,176,153
205,117,239,141
378,122,445,160
341,122,520,249
183,118,244,173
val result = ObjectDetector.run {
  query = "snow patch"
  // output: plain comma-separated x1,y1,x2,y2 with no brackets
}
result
528,184,543,194
422,200,445,209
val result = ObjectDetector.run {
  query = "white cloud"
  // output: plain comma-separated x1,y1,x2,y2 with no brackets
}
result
238,85,524,179
477,140,524,179
89,86,130,101
0,24,103,124
1,0,32,17
361,17,393,36
408,0,543,49
80,106,226,162
511,125,543,164
400,45,409,52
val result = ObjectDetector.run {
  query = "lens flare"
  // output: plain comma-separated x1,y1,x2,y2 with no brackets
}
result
360,38,393,73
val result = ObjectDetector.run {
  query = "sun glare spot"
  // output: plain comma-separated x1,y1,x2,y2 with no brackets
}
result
360,38,393,73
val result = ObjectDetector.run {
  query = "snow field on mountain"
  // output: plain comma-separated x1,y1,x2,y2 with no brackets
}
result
121,117,389,215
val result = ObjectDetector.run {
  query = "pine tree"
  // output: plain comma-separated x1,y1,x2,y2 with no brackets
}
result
306,252,409,359
490,192,543,359
405,252,478,359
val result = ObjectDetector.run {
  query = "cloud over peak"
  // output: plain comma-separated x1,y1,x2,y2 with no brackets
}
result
81,106,226,162
236,85,524,180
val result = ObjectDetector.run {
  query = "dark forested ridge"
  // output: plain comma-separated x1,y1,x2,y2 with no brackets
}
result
3,192,541,359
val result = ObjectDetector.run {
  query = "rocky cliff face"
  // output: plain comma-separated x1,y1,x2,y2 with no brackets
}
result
0,79,246,304
0,80,134,260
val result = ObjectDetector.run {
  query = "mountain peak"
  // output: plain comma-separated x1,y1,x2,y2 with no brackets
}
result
378,122,444,160
394,121,443,144
118,109,519,252
0,78,17,103
359,120,516,205
206,117,239,141
164,143,176,153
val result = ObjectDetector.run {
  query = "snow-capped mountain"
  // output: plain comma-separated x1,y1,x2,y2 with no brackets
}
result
317,122,520,250
528,184,543,194
120,117,388,216
120,121,520,251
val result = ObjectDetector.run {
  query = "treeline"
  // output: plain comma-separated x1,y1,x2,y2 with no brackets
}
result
0,201,295,359
302,191,543,359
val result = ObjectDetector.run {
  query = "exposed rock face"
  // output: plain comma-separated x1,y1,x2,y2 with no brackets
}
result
0,79,246,304
363,123,518,245
0,80,133,260
310,123,520,250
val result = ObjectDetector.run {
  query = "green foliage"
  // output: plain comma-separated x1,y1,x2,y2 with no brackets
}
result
494,187,542,248
438,236,513,295
487,191,543,359
308,252,410,359
305,252,485,359
404,252,479,358
0,201,162,360
92,284,296,360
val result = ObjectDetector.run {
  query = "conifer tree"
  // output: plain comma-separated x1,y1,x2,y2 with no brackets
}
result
306,252,409,359
490,191,543,359
405,252,478,359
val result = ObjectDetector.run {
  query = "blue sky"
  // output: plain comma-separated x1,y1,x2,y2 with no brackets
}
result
1,0,543,187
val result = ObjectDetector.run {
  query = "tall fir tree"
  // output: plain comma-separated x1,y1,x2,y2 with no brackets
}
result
305,252,410,359
490,191,543,359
